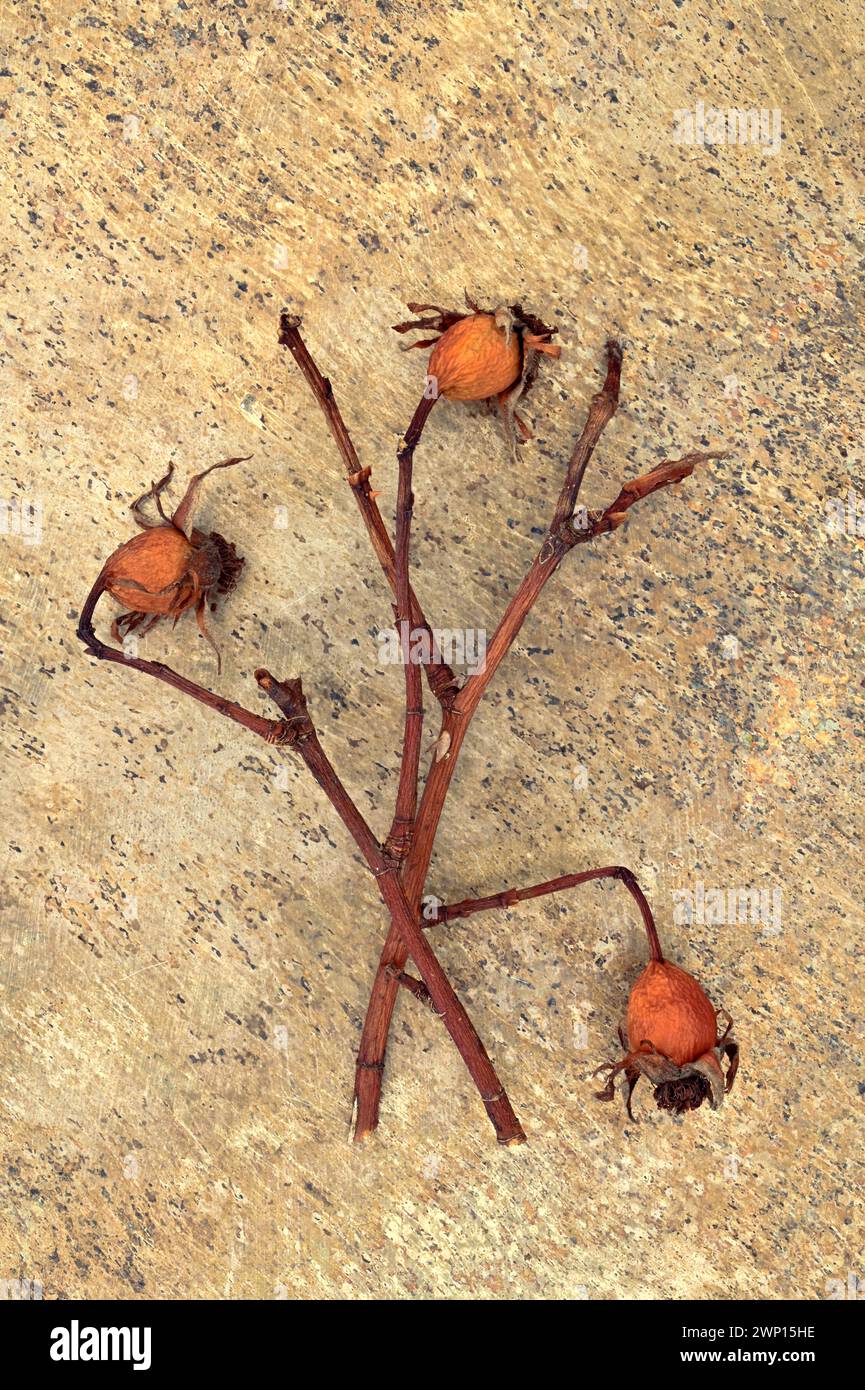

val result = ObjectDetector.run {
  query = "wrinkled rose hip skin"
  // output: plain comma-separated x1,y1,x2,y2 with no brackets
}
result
427,312,522,400
97,457,247,669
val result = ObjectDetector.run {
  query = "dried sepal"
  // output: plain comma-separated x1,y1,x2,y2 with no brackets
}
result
172,455,249,532
392,301,467,341
131,463,175,529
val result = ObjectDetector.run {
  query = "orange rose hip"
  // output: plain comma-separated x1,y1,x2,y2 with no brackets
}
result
428,312,522,401
626,959,718,1067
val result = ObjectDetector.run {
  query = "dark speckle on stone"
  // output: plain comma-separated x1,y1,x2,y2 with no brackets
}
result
124,28,155,49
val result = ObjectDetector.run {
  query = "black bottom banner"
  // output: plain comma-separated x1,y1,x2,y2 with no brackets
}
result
1,1295,855,1376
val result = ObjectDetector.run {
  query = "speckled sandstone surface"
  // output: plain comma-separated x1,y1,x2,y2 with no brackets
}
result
1,1,863,1300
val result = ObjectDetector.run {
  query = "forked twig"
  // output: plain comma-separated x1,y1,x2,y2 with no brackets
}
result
278,313,460,708
253,670,524,1144
79,316,724,1147
352,339,724,1140
78,566,525,1143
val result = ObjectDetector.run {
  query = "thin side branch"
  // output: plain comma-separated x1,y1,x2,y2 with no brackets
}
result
278,312,459,707
428,865,663,963
550,338,622,534
254,670,385,871
385,965,441,1014
384,392,437,861
566,450,728,547
77,577,285,744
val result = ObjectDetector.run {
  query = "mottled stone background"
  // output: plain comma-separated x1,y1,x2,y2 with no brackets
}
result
1,0,862,1301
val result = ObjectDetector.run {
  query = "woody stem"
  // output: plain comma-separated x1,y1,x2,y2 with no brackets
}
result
76,581,524,1144
274,329,518,1133
278,312,459,707
428,865,663,962
254,671,524,1145
385,392,438,860
354,346,721,1139
550,339,622,534
78,512,521,1143
352,339,625,1139
76,578,284,743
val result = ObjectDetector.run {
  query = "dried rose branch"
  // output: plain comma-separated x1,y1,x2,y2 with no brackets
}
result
77,602,282,744
78,447,525,1146
352,334,727,1140
78,305,734,1147
430,858,740,1118
274,319,524,1136
78,583,525,1141
253,670,524,1144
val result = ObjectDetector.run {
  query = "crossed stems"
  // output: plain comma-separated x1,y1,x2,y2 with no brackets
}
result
77,313,724,1146
349,333,724,1142
389,867,663,1012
